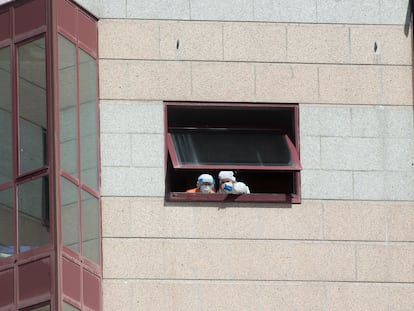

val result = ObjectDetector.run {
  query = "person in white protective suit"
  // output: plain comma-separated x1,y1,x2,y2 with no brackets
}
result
186,174,216,193
217,171,250,194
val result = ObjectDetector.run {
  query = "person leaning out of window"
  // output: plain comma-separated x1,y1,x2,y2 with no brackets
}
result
186,174,216,193
218,171,250,194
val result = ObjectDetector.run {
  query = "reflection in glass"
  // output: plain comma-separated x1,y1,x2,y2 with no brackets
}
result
18,37,47,174
79,49,98,190
59,35,78,177
82,190,99,264
61,177,79,252
18,177,49,252
0,188,13,257
171,130,293,166
27,304,51,311
63,302,80,311
0,47,13,184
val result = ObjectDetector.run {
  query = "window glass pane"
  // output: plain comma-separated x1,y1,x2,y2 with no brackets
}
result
59,35,78,177
18,37,47,173
0,188,13,257
168,105,295,140
0,47,13,184
18,177,49,252
81,190,99,264
61,177,79,252
22,304,50,311
62,302,79,311
79,49,98,190
171,130,293,166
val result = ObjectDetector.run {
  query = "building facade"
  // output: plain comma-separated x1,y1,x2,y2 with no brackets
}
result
0,0,413,310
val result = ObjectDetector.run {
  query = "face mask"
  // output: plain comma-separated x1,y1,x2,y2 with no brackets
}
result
199,184,213,193
221,182,233,193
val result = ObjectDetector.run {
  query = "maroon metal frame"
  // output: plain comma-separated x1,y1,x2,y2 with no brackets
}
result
54,1,101,310
164,102,302,204
0,0,101,310
0,1,56,309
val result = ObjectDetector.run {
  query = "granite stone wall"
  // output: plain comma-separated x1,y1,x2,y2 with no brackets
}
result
79,0,414,309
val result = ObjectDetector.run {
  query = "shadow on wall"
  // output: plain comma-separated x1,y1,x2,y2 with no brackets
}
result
409,0,414,135
404,0,412,36
164,200,293,210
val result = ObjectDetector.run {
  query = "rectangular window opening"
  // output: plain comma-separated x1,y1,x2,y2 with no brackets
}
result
165,102,302,203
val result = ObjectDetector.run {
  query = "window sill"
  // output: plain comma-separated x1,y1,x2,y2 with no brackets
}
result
167,192,300,204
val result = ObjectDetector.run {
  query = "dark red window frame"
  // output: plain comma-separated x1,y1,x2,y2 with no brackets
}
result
0,2,55,309
165,102,302,204
54,0,101,310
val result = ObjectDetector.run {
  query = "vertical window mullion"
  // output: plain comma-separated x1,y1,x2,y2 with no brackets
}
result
11,33,19,257
75,44,82,258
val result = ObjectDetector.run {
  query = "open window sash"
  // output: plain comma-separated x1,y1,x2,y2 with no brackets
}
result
167,128,302,171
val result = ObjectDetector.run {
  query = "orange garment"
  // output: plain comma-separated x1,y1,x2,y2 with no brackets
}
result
186,188,215,193
186,188,198,193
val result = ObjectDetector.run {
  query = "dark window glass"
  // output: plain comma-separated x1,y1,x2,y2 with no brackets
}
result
167,105,295,138
79,49,98,190
170,129,298,167
18,176,49,252
61,177,79,253
0,47,13,184
0,188,13,257
59,35,78,178
81,190,99,264
18,37,47,174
